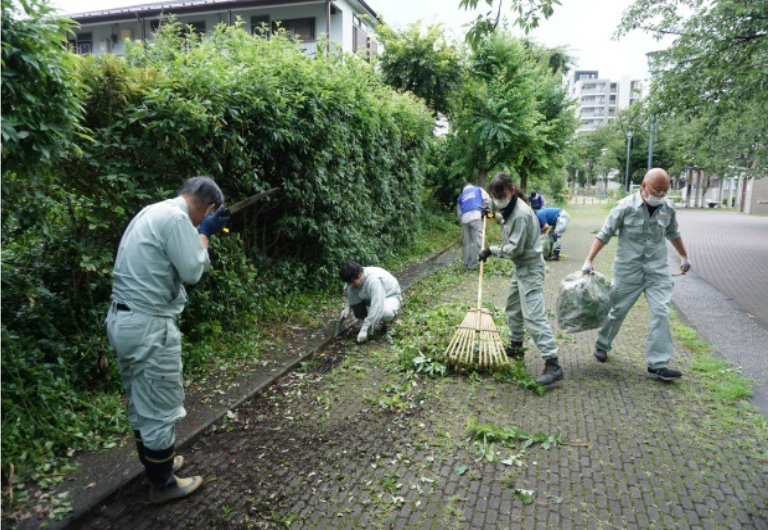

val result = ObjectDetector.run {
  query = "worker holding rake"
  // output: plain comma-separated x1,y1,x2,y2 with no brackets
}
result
479,172,563,386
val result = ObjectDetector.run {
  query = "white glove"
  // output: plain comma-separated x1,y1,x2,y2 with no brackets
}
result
356,329,368,344
581,261,594,275
494,212,504,224
680,257,692,274
340,308,350,320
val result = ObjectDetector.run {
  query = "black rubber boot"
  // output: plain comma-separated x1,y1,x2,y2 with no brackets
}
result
145,445,202,504
136,431,183,472
536,358,564,386
505,341,525,360
594,348,608,363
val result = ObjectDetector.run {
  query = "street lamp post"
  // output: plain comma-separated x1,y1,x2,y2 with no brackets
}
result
624,130,633,193
647,117,655,170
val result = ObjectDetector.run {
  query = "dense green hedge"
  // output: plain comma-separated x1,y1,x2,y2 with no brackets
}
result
1,21,434,483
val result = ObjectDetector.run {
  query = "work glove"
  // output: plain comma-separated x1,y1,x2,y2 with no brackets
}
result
581,261,594,275
494,212,504,224
357,329,368,344
479,248,493,262
198,206,231,237
680,256,692,274
340,308,350,320
481,207,494,218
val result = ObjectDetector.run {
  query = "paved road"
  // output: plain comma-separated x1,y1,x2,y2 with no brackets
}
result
669,209,768,414
74,205,767,530
674,209,768,328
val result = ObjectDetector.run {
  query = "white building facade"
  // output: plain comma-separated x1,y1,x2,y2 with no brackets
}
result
66,0,378,58
570,70,646,133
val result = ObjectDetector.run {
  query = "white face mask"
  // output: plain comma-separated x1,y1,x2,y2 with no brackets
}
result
493,196,511,209
644,193,665,207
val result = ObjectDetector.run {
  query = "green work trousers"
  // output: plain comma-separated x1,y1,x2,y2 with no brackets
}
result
595,276,674,369
505,259,559,360
105,303,185,451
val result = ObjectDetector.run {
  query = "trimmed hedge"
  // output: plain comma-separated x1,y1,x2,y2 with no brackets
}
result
1,21,434,482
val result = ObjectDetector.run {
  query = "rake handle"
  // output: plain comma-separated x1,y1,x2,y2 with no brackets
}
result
477,215,487,312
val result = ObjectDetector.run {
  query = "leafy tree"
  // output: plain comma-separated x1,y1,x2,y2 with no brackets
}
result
1,0,87,171
375,22,465,116
618,0,768,175
449,33,541,187
459,0,561,48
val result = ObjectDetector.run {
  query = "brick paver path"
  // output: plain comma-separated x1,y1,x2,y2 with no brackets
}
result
673,209,768,329
75,205,768,530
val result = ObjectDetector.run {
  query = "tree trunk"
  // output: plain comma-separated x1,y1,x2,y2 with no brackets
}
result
477,169,489,189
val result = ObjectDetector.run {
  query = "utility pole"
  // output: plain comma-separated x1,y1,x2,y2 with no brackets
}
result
624,130,633,193
647,117,655,170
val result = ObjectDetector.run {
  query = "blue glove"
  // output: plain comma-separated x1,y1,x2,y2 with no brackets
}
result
198,206,230,237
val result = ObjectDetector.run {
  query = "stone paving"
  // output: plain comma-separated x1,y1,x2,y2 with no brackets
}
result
74,205,768,530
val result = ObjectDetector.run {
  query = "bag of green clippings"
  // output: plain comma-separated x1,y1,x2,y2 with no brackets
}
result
556,271,612,332
539,233,552,260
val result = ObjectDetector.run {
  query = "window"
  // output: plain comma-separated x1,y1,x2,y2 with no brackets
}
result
353,15,368,53
273,17,315,41
69,33,93,55
251,15,270,36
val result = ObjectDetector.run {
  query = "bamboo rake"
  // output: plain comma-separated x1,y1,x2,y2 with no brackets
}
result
445,216,509,371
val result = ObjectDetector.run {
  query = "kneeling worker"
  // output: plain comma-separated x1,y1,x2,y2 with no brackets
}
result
106,176,230,503
536,207,570,261
339,261,402,344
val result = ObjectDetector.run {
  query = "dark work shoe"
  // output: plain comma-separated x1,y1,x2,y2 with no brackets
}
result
536,359,564,386
545,250,560,261
647,367,682,381
505,341,525,360
594,348,608,363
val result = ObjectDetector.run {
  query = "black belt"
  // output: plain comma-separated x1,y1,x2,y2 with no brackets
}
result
115,303,131,311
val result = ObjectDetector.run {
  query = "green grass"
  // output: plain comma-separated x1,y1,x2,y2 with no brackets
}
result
670,312,767,457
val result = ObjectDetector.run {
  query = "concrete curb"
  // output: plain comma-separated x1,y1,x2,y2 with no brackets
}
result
52,244,459,530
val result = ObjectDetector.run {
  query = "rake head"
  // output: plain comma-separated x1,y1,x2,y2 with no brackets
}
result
445,308,509,371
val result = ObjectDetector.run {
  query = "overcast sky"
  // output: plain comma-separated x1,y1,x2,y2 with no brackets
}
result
52,0,670,82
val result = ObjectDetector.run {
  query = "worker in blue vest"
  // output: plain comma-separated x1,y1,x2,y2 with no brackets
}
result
535,207,571,261
529,190,546,211
457,183,492,271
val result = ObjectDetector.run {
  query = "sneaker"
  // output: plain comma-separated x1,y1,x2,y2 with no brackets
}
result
647,367,682,381
544,250,560,261
505,341,525,360
594,348,608,363
536,359,564,386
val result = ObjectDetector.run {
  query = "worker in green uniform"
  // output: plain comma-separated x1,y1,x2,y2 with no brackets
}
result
479,172,563,386
106,176,230,503
339,261,402,344
581,168,691,380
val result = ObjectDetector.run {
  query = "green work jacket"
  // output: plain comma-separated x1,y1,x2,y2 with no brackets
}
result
112,196,210,317
597,192,681,283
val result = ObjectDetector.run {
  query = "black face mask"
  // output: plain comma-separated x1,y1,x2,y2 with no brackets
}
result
500,194,519,220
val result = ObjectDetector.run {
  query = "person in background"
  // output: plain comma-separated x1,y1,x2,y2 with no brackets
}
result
535,207,571,261
581,168,691,381
339,261,402,344
457,182,493,271
529,189,546,211
106,176,230,503
479,173,563,386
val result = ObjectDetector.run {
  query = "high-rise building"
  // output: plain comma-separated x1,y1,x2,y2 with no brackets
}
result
570,70,619,133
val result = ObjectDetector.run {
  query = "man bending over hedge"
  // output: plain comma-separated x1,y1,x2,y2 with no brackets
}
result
339,261,402,344
106,176,229,504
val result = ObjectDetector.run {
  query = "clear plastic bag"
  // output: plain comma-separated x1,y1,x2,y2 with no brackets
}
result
556,271,612,333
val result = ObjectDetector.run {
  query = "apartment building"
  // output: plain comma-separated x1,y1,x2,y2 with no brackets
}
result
569,70,619,133
65,0,379,58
